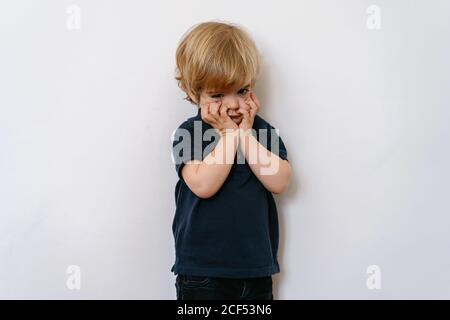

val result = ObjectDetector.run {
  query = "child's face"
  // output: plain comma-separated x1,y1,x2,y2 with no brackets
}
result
198,84,252,125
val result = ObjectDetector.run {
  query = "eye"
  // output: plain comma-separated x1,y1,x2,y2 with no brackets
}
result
238,88,250,95
210,87,249,98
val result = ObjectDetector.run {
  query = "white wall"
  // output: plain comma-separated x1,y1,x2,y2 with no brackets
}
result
1,0,449,299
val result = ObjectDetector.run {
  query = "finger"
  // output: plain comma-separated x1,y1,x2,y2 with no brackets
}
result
210,101,221,115
250,91,261,109
238,107,250,119
204,114,216,124
238,97,251,111
201,102,208,119
246,97,259,115
219,105,229,118
203,104,216,124
210,102,222,121
202,103,217,125
209,102,220,118
244,99,256,119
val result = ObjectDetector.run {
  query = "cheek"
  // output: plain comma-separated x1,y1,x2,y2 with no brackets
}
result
200,98,221,110
242,92,251,100
206,98,222,106
200,94,221,105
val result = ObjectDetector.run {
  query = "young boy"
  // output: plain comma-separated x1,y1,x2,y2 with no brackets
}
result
171,21,292,300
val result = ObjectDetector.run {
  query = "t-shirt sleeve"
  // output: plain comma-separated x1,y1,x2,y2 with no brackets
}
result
171,120,205,182
265,122,289,162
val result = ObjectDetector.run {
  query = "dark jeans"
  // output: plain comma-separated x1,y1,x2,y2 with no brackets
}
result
175,274,273,300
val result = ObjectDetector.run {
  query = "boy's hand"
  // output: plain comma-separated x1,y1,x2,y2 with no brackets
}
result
201,100,238,135
237,91,260,132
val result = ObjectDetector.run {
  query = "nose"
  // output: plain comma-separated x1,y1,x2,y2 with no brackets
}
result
222,95,240,115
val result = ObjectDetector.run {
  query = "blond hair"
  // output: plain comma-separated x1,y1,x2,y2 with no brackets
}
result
174,21,261,105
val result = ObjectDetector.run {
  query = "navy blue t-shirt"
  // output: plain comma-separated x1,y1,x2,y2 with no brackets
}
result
171,107,288,278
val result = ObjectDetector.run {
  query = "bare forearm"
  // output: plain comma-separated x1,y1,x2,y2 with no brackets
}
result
239,131,292,194
184,129,239,198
